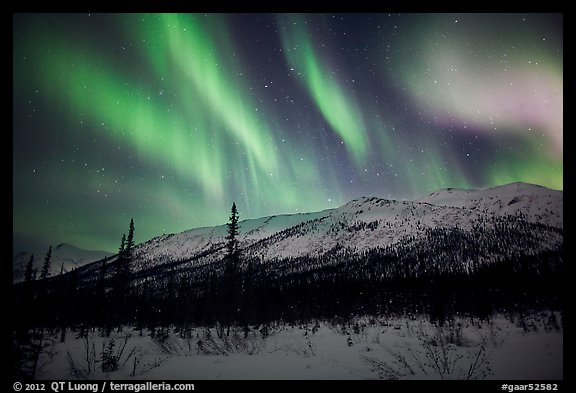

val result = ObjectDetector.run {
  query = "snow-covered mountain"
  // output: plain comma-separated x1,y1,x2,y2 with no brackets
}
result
417,182,562,227
35,182,561,287
117,182,562,278
18,181,563,330
12,243,113,283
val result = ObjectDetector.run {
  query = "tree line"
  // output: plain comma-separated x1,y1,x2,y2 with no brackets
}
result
13,204,563,334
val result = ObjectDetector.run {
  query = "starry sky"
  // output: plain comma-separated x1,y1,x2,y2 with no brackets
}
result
13,13,563,253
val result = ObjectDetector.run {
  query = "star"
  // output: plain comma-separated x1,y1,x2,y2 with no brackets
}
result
12,13,562,252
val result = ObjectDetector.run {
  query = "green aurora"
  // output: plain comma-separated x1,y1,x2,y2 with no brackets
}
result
13,13,562,252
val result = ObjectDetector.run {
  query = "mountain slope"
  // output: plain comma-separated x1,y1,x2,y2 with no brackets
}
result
13,243,113,283
38,182,561,287
117,182,562,278
19,182,563,327
417,182,562,227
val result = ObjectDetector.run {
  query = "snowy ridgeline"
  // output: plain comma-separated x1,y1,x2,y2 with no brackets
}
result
25,313,562,380
13,182,563,334
131,182,562,272
14,182,562,283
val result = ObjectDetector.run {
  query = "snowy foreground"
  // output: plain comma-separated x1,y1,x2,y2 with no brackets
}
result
36,314,562,380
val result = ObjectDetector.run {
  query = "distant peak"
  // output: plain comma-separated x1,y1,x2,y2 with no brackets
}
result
493,182,540,189
56,243,78,250
424,186,470,198
486,182,561,193
346,196,386,205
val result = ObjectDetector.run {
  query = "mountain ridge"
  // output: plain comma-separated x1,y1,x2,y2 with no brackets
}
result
14,182,562,285
15,182,563,328
124,182,562,275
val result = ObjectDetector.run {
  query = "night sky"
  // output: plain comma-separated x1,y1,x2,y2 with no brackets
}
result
13,13,563,253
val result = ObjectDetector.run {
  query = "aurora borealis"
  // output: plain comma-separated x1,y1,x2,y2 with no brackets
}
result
13,13,562,253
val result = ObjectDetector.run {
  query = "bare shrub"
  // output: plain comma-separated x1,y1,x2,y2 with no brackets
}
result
269,332,316,358
67,330,163,379
270,340,317,357
195,327,265,356
363,320,493,380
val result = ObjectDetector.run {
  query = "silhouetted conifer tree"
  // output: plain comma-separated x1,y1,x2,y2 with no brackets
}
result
40,245,52,280
25,255,34,283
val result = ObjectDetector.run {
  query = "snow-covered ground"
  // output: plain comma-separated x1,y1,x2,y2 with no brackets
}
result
35,313,562,380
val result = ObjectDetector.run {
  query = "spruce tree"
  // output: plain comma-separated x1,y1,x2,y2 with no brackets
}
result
24,255,36,309
40,245,52,280
96,258,109,327
126,218,135,258
111,219,135,327
118,233,126,259
225,203,240,260
222,202,241,334
115,233,128,280
25,255,35,283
